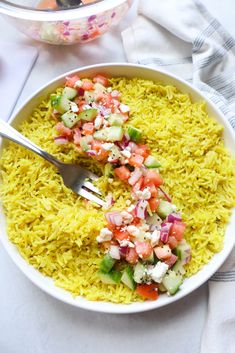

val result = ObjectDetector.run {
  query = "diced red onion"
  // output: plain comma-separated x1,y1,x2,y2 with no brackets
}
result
160,222,172,243
103,193,114,209
167,213,182,223
127,141,137,152
105,211,123,226
119,246,128,257
128,168,142,186
86,150,97,156
182,254,192,265
135,200,148,219
54,136,68,145
77,87,84,96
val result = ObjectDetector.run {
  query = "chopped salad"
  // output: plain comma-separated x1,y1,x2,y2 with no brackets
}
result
51,74,192,301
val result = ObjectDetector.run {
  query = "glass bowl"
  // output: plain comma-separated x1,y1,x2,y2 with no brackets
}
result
0,0,133,45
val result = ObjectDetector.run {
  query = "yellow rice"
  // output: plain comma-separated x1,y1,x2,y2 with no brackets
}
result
1,77,235,303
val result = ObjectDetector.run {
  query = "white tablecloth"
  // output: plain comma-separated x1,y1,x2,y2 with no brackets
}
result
0,1,234,352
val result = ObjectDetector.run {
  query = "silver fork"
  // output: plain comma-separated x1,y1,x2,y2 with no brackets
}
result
0,119,105,207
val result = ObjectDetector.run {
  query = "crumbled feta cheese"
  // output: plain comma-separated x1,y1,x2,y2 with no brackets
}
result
103,120,109,127
106,87,112,93
127,204,135,212
120,211,133,225
126,225,140,237
119,103,130,113
125,146,131,152
147,262,169,283
83,104,92,110
119,239,135,248
102,143,114,151
96,228,113,243
121,149,131,158
150,230,161,247
70,101,79,112
108,178,113,183
109,245,120,260
140,223,150,232
75,80,82,87
135,187,151,200
126,200,131,206
94,117,102,129
172,204,177,211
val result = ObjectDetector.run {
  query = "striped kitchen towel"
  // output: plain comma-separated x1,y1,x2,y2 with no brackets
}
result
122,0,235,352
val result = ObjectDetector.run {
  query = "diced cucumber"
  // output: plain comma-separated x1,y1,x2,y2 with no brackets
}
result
84,91,95,103
133,262,147,284
145,250,155,264
127,126,142,142
121,266,136,290
99,270,122,284
61,111,80,128
172,261,186,276
94,82,106,93
146,213,162,225
80,136,90,152
173,247,182,260
99,254,116,273
93,126,124,142
157,200,175,219
173,240,191,265
78,109,98,121
144,155,161,168
158,282,167,292
108,114,125,126
62,87,77,100
51,94,71,114
162,270,183,295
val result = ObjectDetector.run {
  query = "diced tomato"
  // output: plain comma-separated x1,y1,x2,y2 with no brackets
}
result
167,236,178,249
134,145,149,159
65,75,80,88
129,154,144,168
92,140,102,151
144,170,163,187
144,182,158,198
82,123,95,135
93,74,110,87
132,176,144,193
135,241,153,259
154,245,172,260
37,0,57,9
169,221,186,241
82,79,94,91
114,229,130,242
55,122,72,137
114,166,131,181
164,254,178,268
126,248,138,264
136,283,158,300
95,148,109,162
148,197,160,212
73,132,81,145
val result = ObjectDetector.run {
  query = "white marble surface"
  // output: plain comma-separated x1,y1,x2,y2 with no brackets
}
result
0,1,234,352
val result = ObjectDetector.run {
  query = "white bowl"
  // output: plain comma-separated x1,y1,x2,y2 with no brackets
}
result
1,63,235,314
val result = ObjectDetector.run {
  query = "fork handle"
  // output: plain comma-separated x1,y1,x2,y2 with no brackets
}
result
0,119,61,168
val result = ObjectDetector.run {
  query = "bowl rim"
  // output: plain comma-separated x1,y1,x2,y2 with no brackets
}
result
0,0,130,21
1,62,235,314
